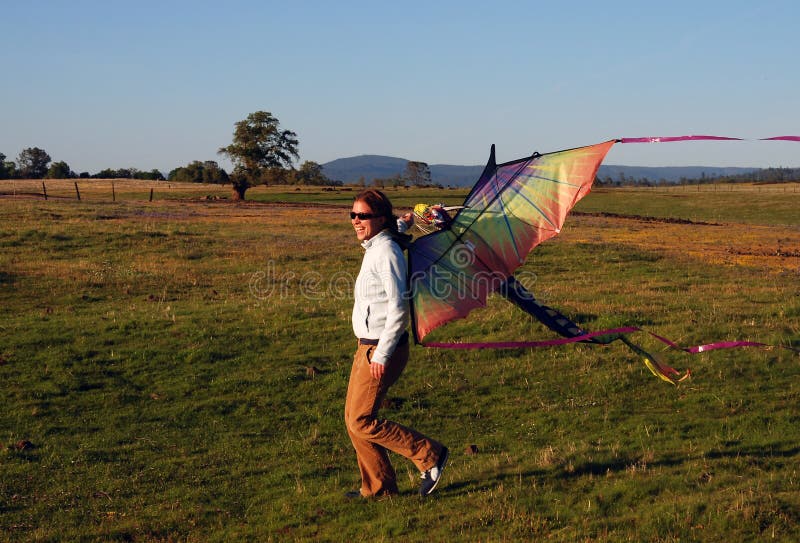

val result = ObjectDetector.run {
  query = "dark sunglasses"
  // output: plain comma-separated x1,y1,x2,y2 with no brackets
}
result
350,212,378,220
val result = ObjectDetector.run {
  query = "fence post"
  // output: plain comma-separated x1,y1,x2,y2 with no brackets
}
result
112,181,116,202
74,182,81,201
149,188,154,202
42,181,48,200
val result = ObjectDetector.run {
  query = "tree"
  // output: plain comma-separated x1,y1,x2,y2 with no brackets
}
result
404,161,431,186
141,169,166,181
93,168,119,179
0,153,7,179
46,161,75,179
3,160,18,179
294,161,328,185
218,111,299,200
18,147,51,179
168,160,229,183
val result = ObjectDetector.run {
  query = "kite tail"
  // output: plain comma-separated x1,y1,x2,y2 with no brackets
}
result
498,276,690,384
499,276,593,341
618,336,691,385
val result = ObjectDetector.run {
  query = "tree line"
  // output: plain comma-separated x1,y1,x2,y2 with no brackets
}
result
597,167,800,187
0,147,164,181
698,167,800,185
0,111,338,199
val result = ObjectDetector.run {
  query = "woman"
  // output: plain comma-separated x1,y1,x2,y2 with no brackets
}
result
344,189,448,498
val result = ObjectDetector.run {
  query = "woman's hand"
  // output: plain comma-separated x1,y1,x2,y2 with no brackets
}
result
370,361,386,380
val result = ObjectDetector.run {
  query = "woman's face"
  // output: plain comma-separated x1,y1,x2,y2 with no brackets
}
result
351,199,387,242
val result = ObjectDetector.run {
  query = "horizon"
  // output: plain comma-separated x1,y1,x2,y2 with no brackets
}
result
323,147,797,171
2,143,798,178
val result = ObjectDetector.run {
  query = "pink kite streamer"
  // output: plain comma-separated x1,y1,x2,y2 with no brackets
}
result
425,327,797,355
423,327,641,350
761,136,800,141
619,135,743,143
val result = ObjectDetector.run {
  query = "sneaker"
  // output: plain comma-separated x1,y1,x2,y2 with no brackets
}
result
419,447,449,496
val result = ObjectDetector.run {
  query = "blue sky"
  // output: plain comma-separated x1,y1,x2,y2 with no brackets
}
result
1,0,798,174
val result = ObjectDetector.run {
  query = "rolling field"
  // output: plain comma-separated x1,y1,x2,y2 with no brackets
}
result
1,183,798,542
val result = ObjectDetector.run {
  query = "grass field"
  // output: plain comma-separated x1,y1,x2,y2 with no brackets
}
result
1,182,798,541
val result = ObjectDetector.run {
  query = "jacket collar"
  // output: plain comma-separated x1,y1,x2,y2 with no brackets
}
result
361,229,391,250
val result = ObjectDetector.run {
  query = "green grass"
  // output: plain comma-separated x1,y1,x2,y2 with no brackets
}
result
577,184,800,225
1,185,798,541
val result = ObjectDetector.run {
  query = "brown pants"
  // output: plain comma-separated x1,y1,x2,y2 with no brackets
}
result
344,341,443,496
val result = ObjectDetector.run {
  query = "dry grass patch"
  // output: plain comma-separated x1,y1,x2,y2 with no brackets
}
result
566,215,799,275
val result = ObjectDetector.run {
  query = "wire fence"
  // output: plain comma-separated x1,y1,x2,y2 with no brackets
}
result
619,182,800,193
0,178,798,203
0,179,232,202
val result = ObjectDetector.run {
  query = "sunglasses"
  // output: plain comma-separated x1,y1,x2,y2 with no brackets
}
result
350,212,378,220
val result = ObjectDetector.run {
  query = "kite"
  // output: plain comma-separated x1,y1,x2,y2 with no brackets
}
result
405,136,799,384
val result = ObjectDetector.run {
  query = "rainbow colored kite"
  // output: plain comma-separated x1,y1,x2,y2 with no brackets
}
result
406,136,799,384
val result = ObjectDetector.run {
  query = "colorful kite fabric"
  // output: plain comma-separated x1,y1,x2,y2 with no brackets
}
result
406,135,799,384
408,140,616,343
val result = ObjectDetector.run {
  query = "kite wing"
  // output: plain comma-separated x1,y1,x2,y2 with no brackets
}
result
408,140,616,342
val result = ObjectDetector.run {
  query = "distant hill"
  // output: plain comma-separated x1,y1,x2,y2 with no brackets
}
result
320,155,410,184
321,155,759,187
320,155,485,186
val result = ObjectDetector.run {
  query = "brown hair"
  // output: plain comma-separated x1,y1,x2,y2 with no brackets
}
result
354,189,398,233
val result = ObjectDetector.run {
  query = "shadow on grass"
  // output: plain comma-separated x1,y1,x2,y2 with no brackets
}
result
704,443,800,461
440,441,800,496
563,441,800,480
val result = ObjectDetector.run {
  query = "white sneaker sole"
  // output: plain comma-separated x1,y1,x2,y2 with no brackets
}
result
421,448,449,496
